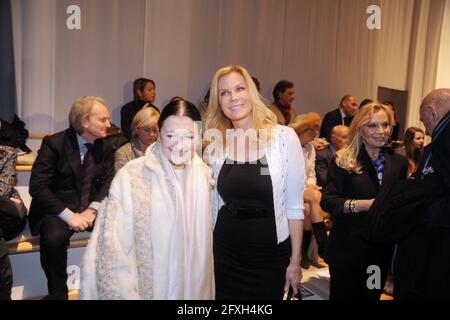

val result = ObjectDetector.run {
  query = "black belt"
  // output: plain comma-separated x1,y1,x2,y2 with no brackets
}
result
224,200,272,219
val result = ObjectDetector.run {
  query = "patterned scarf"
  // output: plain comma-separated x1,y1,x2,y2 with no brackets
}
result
372,152,385,185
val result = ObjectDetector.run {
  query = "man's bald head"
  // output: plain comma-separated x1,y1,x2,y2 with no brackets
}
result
420,88,450,135
330,125,350,150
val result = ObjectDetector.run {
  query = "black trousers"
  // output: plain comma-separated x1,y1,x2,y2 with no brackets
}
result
329,265,387,300
39,215,74,299
0,195,27,300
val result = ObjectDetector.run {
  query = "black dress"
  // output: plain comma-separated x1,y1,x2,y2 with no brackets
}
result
213,157,291,300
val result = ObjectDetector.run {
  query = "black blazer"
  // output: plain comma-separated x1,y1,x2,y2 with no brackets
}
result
321,146,408,269
28,128,114,235
394,111,450,299
320,108,342,142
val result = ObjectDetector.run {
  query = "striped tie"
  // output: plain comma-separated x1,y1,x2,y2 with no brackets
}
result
78,143,95,212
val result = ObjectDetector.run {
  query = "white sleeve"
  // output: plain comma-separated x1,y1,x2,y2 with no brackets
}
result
306,145,317,186
285,127,305,220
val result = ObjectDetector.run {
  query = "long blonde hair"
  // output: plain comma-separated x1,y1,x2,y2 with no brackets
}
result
336,103,392,173
203,65,277,147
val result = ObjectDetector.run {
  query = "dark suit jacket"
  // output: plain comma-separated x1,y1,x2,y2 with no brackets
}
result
315,145,333,188
319,108,343,142
321,146,408,269
28,128,114,235
393,111,450,299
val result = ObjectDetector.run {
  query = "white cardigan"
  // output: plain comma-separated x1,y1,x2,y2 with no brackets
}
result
209,125,305,244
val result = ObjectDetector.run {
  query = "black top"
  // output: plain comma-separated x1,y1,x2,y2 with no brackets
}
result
218,156,274,212
120,100,159,140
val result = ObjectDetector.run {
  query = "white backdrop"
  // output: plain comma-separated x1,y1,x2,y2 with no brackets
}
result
11,0,449,134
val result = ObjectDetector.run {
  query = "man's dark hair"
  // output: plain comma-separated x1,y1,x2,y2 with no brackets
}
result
272,80,294,101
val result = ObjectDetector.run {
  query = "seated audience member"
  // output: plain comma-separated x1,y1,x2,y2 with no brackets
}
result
399,127,425,178
315,125,350,188
382,101,400,141
28,96,114,300
290,113,329,268
0,114,31,153
320,94,358,142
114,106,159,172
0,146,27,300
268,80,297,125
121,78,159,140
80,99,213,300
321,103,407,300
359,98,374,109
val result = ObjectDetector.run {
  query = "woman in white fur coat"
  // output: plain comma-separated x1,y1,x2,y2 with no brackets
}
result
80,99,214,300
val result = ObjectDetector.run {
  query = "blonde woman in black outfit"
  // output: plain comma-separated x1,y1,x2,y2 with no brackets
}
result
321,103,408,300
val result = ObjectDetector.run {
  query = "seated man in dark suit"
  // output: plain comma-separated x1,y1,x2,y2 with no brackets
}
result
315,125,349,188
28,96,114,299
319,94,358,142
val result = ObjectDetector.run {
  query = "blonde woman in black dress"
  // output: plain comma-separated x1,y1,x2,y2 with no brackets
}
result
204,65,305,300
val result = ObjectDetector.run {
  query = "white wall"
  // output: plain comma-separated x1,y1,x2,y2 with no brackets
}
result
11,0,448,134
436,0,450,88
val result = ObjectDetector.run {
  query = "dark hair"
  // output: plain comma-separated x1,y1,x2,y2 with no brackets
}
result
252,77,261,93
382,101,397,121
359,98,373,109
133,78,156,102
158,99,201,130
404,126,424,165
170,96,184,103
272,80,294,101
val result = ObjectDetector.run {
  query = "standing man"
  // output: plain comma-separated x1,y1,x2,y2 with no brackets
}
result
28,96,114,300
320,95,358,142
269,80,297,125
393,88,450,299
